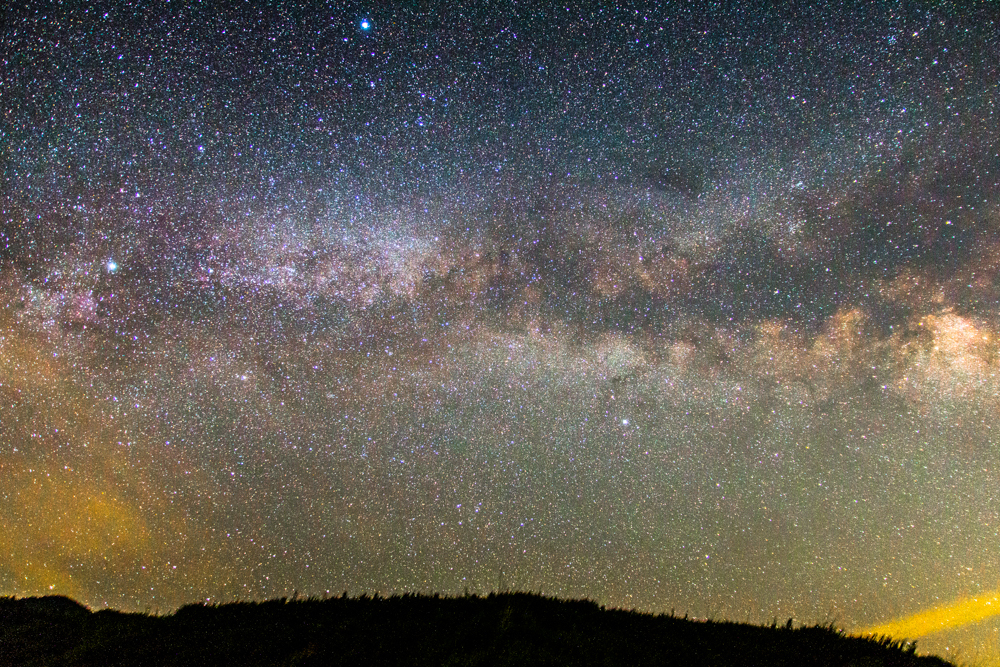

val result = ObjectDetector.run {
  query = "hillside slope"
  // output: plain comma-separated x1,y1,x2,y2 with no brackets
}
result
0,592,953,667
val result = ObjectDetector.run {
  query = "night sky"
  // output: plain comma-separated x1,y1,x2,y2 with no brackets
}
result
3,1,1000,662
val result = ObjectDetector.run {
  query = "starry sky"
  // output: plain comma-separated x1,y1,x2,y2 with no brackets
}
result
2,1,1000,662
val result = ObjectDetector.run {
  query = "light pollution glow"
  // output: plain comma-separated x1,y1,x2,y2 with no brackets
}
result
858,588,1000,641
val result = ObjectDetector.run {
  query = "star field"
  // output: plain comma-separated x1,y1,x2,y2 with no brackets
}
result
2,2,1000,662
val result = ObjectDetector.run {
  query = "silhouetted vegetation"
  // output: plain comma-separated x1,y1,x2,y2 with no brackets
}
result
0,592,953,666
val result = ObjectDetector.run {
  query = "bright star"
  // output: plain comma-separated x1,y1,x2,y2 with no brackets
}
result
360,18,371,30
106,260,118,273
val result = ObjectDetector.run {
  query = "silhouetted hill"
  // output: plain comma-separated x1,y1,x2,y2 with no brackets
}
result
0,592,953,667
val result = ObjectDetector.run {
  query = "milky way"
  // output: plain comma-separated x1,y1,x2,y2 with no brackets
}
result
2,2,1000,662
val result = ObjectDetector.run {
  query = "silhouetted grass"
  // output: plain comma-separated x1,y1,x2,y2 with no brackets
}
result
0,591,954,666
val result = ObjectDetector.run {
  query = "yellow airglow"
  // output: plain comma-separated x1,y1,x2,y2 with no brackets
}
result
857,588,1000,640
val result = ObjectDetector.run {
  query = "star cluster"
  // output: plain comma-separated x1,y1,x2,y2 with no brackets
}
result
2,2,1000,662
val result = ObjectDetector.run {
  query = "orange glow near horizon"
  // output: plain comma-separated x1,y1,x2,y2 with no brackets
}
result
857,589,1000,641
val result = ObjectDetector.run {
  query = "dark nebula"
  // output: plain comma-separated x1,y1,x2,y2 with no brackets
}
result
2,2,999,661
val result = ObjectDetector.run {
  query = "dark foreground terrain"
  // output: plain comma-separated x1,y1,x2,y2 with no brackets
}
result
0,592,952,667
